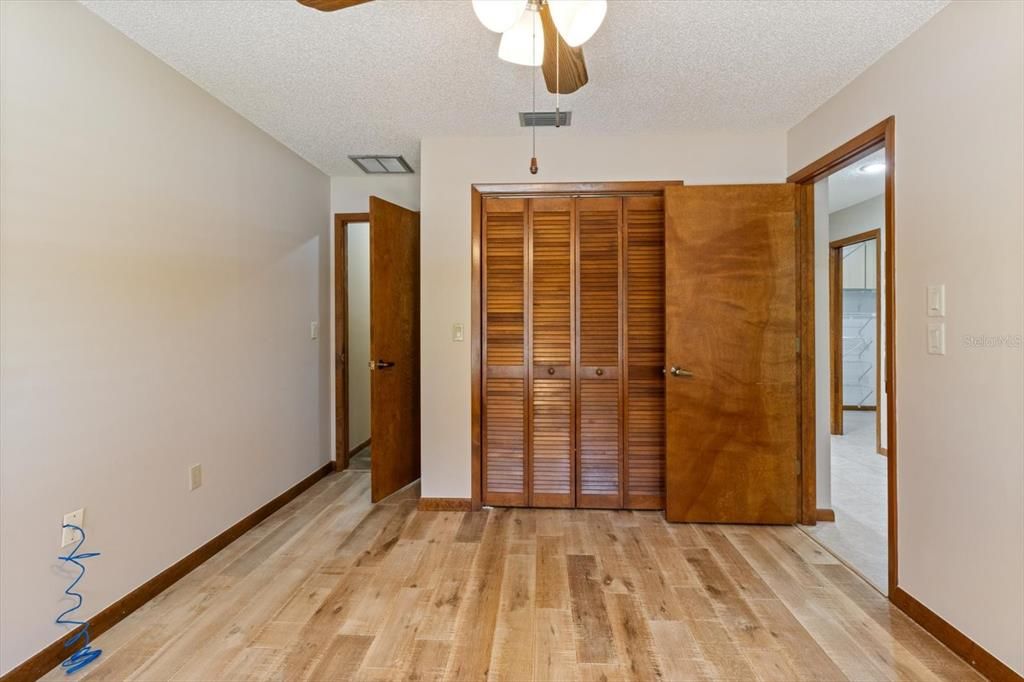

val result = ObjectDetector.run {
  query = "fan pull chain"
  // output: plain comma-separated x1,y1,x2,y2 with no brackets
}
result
530,8,538,175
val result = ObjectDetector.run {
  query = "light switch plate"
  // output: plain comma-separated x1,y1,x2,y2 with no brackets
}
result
310,321,319,340
927,285,945,317
927,322,946,355
452,323,465,342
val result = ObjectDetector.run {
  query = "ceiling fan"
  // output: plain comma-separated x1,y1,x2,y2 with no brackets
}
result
295,0,604,95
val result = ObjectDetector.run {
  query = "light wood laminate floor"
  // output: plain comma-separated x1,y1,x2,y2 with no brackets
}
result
45,470,978,681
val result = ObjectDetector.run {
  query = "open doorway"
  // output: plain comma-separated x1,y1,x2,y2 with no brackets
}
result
790,120,896,598
334,199,422,502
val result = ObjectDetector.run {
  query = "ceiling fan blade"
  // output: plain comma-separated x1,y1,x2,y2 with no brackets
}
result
296,0,372,12
539,3,589,94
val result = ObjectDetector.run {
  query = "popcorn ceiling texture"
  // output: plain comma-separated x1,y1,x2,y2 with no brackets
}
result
81,0,947,176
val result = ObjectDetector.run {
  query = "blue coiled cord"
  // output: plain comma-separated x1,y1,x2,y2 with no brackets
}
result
55,524,102,675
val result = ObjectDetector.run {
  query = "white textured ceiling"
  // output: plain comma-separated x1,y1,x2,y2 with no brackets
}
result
828,148,886,212
81,0,947,176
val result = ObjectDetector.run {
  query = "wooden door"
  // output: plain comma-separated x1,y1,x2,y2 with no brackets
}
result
482,198,529,506
623,196,666,509
369,196,421,502
530,197,575,507
664,184,799,523
575,197,623,508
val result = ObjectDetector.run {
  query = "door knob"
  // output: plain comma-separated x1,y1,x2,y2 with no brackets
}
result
669,366,694,378
369,360,396,370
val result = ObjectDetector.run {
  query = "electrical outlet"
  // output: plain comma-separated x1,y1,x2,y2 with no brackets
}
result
189,464,203,491
62,508,84,547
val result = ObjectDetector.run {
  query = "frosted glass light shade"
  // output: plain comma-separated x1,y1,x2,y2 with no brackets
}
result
472,0,527,33
548,0,607,47
498,9,544,66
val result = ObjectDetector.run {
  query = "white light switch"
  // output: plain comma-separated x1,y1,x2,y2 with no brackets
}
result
927,285,945,317
310,321,319,340
452,323,465,342
189,464,203,491
927,322,946,355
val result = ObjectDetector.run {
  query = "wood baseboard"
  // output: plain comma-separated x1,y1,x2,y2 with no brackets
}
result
417,497,472,511
891,587,1022,682
815,508,836,522
348,438,371,458
0,462,334,682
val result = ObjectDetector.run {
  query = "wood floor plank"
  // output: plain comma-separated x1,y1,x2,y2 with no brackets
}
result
43,472,980,682
534,608,577,682
566,554,617,664
489,553,536,681
446,508,510,680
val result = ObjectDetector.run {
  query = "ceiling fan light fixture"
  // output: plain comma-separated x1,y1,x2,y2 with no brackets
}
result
472,0,527,33
498,8,544,66
548,0,606,47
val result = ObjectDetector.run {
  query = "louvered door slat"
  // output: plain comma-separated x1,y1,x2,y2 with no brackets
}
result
530,198,574,507
576,196,623,508
482,198,527,506
624,197,666,508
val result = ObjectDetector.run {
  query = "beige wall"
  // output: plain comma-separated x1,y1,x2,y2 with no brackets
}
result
346,223,371,449
419,130,787,499
789,0,1024,672
0,1,330,674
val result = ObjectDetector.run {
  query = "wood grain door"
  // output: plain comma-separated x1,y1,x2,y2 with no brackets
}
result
369,196,421,502
482,198,529,506
575,197,623,508
530,197,575,507
664,184,799,523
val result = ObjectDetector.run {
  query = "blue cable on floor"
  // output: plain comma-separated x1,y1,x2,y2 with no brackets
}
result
55,524,102,675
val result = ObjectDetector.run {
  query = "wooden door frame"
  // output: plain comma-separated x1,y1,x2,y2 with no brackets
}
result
334,212,370,472
788,116,898,594
470,181,683,511
829,230,883,457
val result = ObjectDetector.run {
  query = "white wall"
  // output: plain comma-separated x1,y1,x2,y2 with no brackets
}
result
789,0,1024,672
419,130,787,499
0,1,330,674
830,194,884,241
346,223,371,449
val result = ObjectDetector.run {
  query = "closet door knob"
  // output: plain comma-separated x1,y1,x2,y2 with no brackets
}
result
595,368,604,376
669,366,694,378
547,367,555,375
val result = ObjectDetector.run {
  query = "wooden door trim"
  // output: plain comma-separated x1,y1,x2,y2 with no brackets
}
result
471,181,683,511
789,116,898,596
829,229,881,445
334,212,369,472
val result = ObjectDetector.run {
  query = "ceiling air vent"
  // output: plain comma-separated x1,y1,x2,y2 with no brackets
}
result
519,111,572,127
349,155,414,174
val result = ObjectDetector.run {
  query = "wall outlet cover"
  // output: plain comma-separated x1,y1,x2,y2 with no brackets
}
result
62,508,84,547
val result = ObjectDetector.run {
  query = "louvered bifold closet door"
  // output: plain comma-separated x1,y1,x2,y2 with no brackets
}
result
530,198,575,507
623,196,666,509
575,196,624,508
482,198,528,506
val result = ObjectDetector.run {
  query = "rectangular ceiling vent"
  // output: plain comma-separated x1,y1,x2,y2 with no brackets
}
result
349,155,414,174
519,111,572,127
